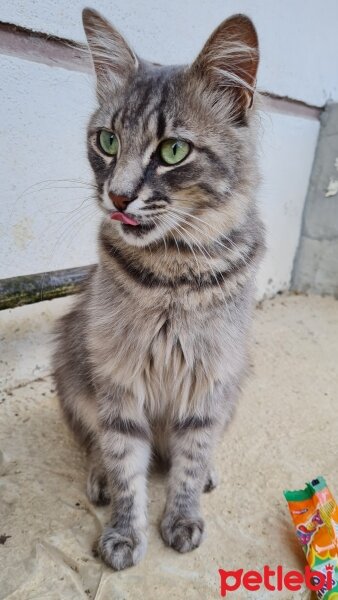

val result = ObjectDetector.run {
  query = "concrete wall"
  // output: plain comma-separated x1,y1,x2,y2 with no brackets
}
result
292,104,338,297
1,1,337,299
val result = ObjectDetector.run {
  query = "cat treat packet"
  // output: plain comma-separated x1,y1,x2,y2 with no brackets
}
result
284,476,338,599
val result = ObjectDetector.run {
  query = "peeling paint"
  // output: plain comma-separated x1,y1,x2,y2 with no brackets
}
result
325,177,338,198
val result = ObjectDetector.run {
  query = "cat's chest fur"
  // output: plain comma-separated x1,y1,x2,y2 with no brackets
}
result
87,277,249,420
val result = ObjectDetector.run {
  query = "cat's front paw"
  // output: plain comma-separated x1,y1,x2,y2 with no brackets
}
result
161,514,205,553
98,526,147,570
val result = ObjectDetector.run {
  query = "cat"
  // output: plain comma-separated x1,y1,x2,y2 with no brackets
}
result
53,7,265,571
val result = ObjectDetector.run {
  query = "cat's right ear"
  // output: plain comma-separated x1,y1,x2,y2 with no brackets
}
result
82,8,138,101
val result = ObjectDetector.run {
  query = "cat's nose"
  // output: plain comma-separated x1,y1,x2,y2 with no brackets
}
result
108,192,130,211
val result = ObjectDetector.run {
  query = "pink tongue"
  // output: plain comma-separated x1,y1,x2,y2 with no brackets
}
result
111,212,139,226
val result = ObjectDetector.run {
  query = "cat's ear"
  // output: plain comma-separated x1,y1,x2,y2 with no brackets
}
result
82,8,138,100
192,14,259,114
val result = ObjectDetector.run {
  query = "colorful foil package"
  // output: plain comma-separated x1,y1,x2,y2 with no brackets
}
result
284,476,338,599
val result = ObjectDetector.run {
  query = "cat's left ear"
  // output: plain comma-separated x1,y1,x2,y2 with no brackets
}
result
82,8,138,101
191,14,259,113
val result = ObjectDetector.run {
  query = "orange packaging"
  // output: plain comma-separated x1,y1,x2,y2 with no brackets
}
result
284,476,338,599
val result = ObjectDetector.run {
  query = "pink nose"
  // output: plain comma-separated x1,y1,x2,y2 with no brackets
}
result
108,192,130,211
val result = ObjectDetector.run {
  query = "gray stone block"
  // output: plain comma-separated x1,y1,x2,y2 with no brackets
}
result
293,236,338,297
292,103,338,294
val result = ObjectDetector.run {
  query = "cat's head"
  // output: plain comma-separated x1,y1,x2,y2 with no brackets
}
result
83,8,259,248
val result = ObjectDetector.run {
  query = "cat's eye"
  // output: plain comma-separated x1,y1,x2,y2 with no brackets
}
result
159,139,190,165
98,130,119,156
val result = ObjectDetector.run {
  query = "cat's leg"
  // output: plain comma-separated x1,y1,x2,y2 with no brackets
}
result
161,413,220,553
203,465,219,493
86,443,111,506
58,385,111,506
55,372,107,505
97,389,151,570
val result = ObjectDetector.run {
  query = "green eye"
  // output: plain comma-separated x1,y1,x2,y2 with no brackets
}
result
159,139,190,165
98,130,119,156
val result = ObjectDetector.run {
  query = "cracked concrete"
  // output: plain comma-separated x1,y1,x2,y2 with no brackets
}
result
0,293,338,599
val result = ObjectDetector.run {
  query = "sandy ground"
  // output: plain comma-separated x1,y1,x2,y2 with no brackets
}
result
0,293,337,600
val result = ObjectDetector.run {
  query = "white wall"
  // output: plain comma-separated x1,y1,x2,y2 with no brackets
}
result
1,0,333,298
0,55,99,278
2,0,338,106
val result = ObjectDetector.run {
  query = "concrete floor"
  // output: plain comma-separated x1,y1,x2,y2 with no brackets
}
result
0,293,337,600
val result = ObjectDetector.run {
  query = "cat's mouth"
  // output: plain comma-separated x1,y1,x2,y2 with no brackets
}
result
110,212,139,226
109,211,156,237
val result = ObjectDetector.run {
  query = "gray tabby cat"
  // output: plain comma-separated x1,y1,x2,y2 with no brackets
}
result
53,8,265,570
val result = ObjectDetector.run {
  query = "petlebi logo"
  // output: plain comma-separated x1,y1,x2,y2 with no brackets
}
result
218,564,335,597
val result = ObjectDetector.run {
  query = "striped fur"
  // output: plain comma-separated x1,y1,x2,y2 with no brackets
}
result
53,8,265,570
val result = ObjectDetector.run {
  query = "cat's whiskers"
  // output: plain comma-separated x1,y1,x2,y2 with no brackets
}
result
51,195,97,216
36,203,98,300
171,210,248,261
38,193,98,236
177,220,238,310
160,214,202,284
16,177,98,202
47,203,98,262
170,218,229,307
7,179,99,232
172,217,240,325
170,206,250,261
182,225,238,325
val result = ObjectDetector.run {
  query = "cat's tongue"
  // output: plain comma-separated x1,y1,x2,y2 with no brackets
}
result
110,212,139,226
